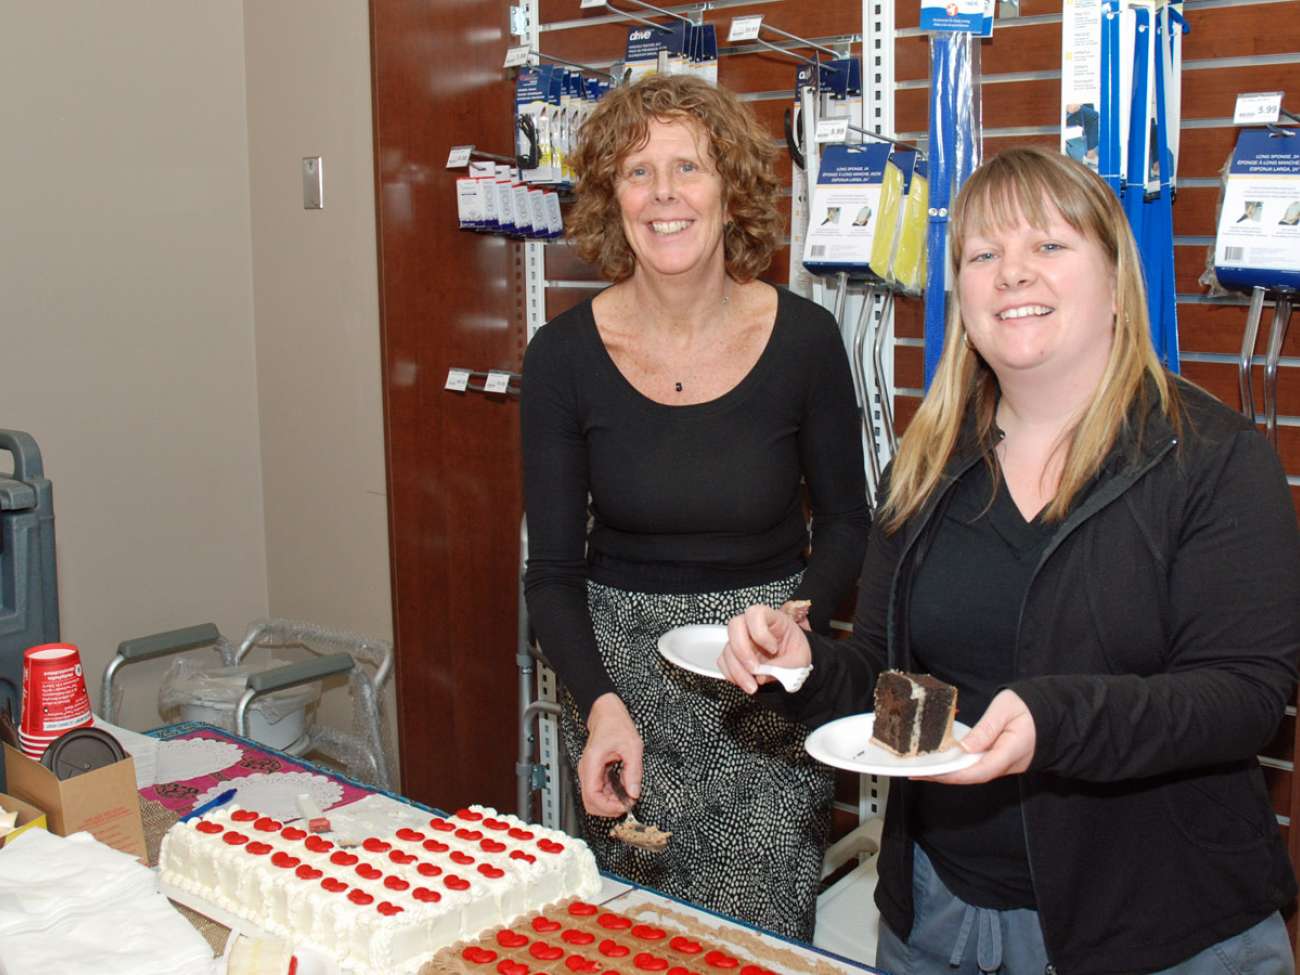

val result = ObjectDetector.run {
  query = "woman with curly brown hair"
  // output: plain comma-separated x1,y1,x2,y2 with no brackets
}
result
520,74,869,938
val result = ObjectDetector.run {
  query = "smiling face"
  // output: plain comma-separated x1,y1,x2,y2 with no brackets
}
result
957,201,1117,394
615,117,727,284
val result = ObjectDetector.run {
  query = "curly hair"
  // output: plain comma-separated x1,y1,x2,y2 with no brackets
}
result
567,75,784,283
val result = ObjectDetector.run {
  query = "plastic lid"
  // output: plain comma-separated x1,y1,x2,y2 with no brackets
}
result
40,727,127,780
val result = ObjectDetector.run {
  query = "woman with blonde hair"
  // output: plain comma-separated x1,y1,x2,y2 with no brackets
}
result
723,147,1300,972
521,74,868,937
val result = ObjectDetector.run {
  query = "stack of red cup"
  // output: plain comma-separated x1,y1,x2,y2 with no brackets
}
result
19,643,93,759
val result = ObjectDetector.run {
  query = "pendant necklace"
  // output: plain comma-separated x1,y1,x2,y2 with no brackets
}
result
673,289,730,394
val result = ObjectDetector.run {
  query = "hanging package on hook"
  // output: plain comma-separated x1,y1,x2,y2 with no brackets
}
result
516,66,562,184
623,21,689,81
1213,127,1300,292
802,143,892,278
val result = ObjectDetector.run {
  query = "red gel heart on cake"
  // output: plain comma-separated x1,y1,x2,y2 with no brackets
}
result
497,930,530,948
355,864,382,880
455,808,484,822
529,942,565,962
562,930,596,946
384,876,410,891
272,852,301,869
253,816,282,832
597,914,632,930
739,966,774,975
195,821,222,834
348,889,374,905
245,841,272,856
667,968,694,975
461,946,497,965
481,839,507,854
389,850,417,865
599,940,630,958
429,818,455,832
417,862,443,877
396,828,425,842
305,836,334,853
566,957,600,973
412,886,441,903
330,851,359,866
496,960,527,975
537,839,565,854
231,809,259,822
483,817,509,831
456,828,484,841
363,837,392,853
532,917,562,933
632,925,666,941
703,952,738,969
444,875,471,891
450,851,476,865
668,938,701,955
223,832,249,846
567,902,598,916
280,826,308,841
296,865,324,881
508,828,535,841
479,864,505,879
423,839,450,853
377,901,404,916
634,954,669,971
510,851,536,864
321,877,348,893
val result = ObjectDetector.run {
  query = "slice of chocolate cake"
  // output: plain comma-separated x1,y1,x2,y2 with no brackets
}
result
871,670,958,757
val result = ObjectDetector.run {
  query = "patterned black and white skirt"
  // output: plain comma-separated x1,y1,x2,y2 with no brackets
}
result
559,576,833,942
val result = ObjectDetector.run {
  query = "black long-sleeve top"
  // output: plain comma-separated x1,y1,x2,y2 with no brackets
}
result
521,287,870,717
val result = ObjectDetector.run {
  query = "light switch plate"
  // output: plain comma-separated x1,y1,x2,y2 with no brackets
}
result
303,156,323,209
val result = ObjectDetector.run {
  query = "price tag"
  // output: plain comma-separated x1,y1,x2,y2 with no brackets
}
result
728,15,763,42
446,145,474,169
445,368,471,392
503,45,533,68
1233,92,1284,126
815,118,851,143
484,371,512,394
580,0,606,7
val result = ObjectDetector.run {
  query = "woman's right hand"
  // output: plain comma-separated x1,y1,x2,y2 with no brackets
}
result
577,693,644,818
721,604,812,694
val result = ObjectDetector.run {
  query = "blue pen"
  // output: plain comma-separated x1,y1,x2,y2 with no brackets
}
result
180,787,238,823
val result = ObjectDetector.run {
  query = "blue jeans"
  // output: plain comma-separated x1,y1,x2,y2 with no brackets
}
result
875,844,1293,975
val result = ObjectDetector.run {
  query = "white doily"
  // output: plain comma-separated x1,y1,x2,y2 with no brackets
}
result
153,738,244,785
192,772,344,822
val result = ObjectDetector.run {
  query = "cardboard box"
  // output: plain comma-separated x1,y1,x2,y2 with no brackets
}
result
2,743,146,861
0,791,48,846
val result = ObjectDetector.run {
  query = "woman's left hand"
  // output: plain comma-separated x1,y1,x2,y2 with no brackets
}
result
921,689,1036,785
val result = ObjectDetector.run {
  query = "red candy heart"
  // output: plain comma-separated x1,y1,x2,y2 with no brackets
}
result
195,821,222,834
348,889,374,905
455,808,484,821
634,954,669,972
532,917,562,933
529,942,565,962
396,828,425,842
497,930,530,948
451,851,476,865
566,957,600,974
245,841,272,856
497,961,528,975
305,836,334,853
412,886,441,903
355,864,382,880
483,817,509,831
632,925,666,941
280,827,307,841
703,952,738,969
537,839,565,854
389,850,417,865
254,817,282,832
423,839,450,853
330,851,359,866
461,946,497,965
363,838,392,853
510,851,536,864
599,941,630,958
479,864,505,879
456,828,484,841
321,877,348,893
481,839,507,854
417,862,443,877
444,875,471,891
231,809,259,822
272,852,301,869
222,832,249,846
384,876,410,891
567,902,599,916
669,938,702,955
429,818,455,832
739,966,775,975
296,865,323,881
667,968,694,975
508,828,535,841
563,930,596,945
377,901,404,916
598,914,632,930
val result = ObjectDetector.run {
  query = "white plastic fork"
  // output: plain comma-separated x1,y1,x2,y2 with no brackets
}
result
754,663,813,692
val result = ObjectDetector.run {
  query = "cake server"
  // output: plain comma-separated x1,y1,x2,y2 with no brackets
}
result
754,662,812,693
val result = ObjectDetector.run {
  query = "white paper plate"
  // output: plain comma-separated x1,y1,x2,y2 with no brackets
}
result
804,713,979,777
656,624,728,678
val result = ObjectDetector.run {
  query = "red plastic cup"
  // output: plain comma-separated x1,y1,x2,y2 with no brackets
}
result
20,643,92,737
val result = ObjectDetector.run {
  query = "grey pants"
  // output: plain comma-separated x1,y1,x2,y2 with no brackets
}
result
875,844,1294,975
